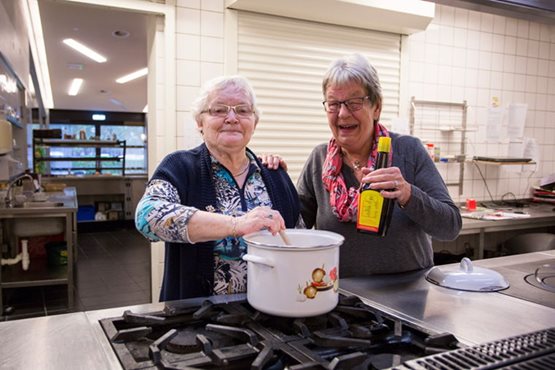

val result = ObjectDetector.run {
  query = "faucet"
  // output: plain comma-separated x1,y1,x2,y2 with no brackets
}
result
5,173,41,208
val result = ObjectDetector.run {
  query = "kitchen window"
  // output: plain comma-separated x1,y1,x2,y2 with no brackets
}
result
29,109,147,176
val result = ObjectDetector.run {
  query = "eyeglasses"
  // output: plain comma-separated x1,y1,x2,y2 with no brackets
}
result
322,96,370,113
202,104,254,117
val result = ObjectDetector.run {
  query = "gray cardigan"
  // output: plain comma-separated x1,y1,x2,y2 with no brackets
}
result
297,132,462,277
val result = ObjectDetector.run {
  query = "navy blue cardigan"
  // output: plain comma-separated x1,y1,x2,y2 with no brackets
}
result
150,143,300,301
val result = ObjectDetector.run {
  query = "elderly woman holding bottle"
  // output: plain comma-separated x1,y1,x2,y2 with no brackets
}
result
296,53,461,277
135,75,299,302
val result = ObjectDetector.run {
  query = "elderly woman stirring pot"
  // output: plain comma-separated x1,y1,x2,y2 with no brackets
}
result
295,53,462,277
135,75,300,302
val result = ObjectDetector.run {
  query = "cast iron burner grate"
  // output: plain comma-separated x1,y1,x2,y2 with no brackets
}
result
392,327,555,370
99,295,462,370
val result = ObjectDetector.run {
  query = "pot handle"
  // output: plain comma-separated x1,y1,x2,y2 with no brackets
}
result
242,254,274,268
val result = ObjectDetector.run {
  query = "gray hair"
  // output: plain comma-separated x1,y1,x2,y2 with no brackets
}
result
191,75,260,124
322,53,382,108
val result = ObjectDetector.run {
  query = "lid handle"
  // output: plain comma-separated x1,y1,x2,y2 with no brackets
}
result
460,257,473,273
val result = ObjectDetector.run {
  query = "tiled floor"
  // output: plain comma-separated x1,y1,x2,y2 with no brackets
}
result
1,227,151,321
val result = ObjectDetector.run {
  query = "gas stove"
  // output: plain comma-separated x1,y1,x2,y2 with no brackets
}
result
99,294,462,370
489,258,555,309
99,293,555,370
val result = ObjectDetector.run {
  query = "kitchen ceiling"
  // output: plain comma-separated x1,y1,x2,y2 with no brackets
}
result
38,0,150,113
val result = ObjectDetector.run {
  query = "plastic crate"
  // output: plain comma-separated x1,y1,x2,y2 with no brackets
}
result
77,205,96,221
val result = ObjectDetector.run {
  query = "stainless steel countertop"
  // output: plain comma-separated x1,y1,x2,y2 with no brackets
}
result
457,202,555,259
0,312,116,369
460,202,555,234
340,249,555,346
0,187,78,216
1,253,554,369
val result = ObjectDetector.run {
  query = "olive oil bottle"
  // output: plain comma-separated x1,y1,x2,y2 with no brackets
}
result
356,136,394,237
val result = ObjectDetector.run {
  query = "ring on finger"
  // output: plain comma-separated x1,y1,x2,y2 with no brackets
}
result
393,180,398,189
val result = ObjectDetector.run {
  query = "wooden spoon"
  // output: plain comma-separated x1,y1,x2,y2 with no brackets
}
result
279,230,292,245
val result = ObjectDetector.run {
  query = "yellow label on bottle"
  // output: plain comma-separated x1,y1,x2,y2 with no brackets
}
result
357,190,384,232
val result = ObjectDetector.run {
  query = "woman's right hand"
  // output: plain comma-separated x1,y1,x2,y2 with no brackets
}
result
234,206,285,237
259,154,288,171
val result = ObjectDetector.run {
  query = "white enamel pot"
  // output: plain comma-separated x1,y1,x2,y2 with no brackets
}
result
242,229,344,317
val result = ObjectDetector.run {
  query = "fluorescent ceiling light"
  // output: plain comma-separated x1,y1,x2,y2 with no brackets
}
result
68,78,83,96
92,114,106,121
23,0,54,108
116,67,148,84
63,38,107,63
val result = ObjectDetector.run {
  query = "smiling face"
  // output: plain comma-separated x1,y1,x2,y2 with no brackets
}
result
198,86,257,156
324,80,381,154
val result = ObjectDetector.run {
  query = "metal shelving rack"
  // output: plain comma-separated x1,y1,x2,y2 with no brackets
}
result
409,97,468,195
33,137,127,176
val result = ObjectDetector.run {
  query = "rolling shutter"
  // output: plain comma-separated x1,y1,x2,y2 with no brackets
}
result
237,11,401,183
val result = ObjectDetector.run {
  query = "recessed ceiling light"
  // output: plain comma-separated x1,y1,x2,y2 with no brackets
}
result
112,30,130,38
116,67,148,84
68,78,83,96
63,38,107,63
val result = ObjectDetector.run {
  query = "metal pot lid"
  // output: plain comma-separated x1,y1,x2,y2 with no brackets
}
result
243,229,344,250
425,257,510,292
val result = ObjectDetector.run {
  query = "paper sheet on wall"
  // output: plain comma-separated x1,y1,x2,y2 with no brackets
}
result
390,117,410,135
486,107,504,141
508,140,524,156
523,136,539,163
507,103,527,139
506,141,525,173
503,139,538,173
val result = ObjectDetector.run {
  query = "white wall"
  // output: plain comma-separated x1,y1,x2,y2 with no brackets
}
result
174,0,225,150
404,5,555,203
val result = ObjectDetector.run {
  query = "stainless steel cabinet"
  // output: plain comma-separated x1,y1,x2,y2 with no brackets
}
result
0,188,77,315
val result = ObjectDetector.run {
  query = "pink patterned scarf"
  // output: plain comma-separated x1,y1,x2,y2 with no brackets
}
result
322,123,391,222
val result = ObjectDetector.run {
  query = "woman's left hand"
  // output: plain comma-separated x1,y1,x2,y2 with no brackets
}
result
259,154,288,171
361,167,412,207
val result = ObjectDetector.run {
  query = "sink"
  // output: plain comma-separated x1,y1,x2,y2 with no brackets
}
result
12,217,65,237
22,201,64,208
1,199,67,237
